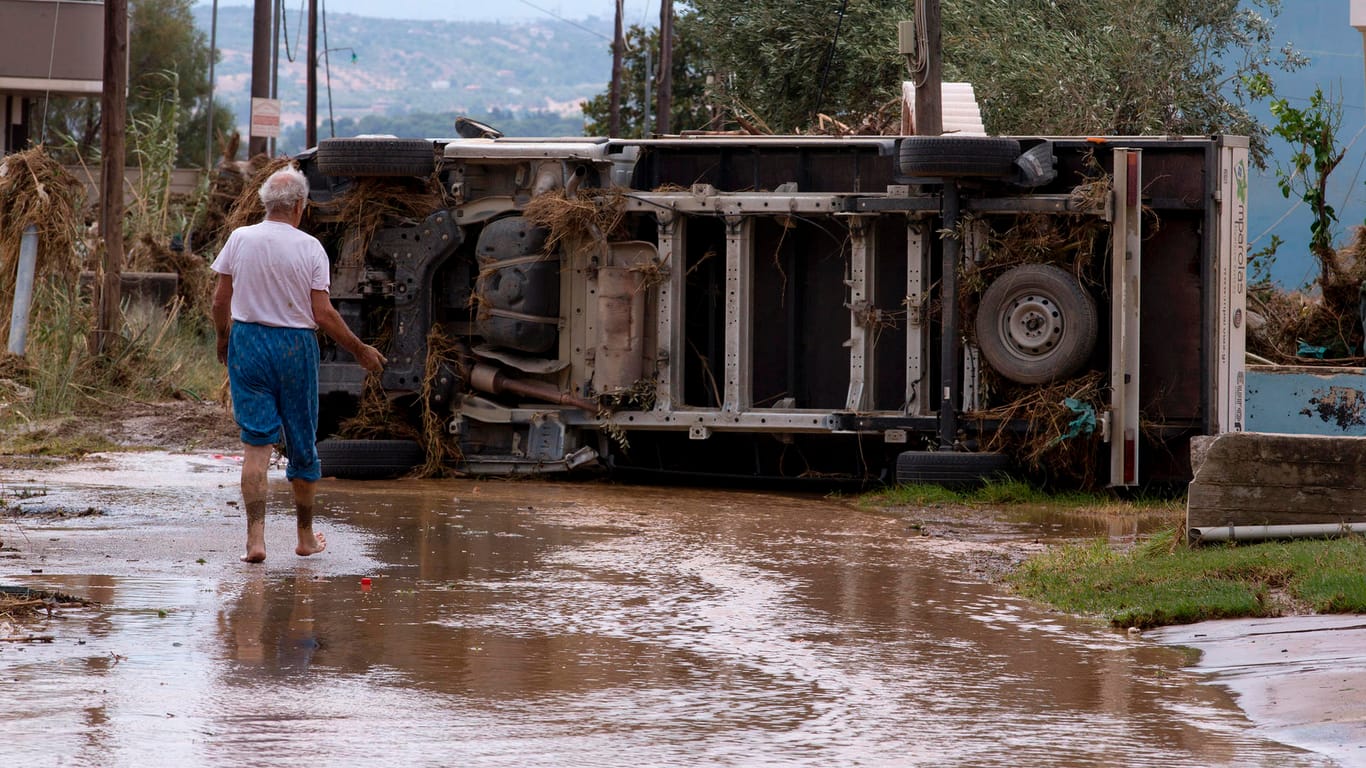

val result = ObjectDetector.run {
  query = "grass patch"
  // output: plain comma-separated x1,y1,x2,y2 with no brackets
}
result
0,426,122,457
1010,528,1366,628
860,479,1176,510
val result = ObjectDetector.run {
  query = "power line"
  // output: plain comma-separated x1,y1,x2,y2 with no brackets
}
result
510,0,612,41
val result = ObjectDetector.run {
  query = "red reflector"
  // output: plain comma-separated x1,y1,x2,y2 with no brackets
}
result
1127,153,1139,202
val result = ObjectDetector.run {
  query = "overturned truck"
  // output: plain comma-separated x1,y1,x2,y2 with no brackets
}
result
296,133,1247,487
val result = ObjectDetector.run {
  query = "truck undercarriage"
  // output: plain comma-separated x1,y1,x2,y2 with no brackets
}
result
296,133,1247,487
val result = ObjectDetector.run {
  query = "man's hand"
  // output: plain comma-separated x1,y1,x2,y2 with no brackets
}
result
212,275,233,366
354,343,387,373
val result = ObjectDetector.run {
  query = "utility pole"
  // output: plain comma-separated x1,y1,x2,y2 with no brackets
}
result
93,0,128,355
306,0,318,149
249,0,272,156
609,0,623,137
270,0,280,156
205,0,219,171
656,0,674,135
911,0,942,136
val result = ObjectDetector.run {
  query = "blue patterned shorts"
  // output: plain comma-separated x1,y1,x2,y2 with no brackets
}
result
227,322,321,482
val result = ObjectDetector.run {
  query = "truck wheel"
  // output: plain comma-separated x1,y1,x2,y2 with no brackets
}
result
895,450,1013,490
975,263,1097,385
898,136,1021,178
317,439,424,480
315,138,436,177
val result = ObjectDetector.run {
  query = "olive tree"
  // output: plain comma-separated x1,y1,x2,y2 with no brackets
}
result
660,0,1300,159
582,21,713,137
687,0,907,133
942,0,1303,162
34,0,234,167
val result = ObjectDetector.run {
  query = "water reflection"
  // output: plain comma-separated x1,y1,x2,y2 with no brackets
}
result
0,470,1335,767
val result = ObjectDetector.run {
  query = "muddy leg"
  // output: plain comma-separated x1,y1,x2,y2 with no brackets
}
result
241,444,272,563
291,478,326,556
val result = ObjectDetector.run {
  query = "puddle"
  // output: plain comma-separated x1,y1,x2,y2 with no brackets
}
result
0,455,1333,766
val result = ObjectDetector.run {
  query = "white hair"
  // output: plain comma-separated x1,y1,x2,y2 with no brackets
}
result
259,166,310,214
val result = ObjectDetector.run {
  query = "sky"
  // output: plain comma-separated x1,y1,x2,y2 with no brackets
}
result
213,0,658,24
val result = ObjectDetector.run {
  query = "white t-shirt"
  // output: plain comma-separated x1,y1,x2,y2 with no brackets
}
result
211,220,331,329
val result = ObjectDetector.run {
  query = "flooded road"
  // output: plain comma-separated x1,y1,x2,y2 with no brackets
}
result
0,453,1332,767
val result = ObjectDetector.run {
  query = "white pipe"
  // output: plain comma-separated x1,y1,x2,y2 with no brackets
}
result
1190,522,1366,543
7,224,37,356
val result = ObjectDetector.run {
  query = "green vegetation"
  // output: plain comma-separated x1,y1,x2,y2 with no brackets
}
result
868,483,1366,630
589,1,1301,160
1,58,221,457
581,21,714,136
37,0,233,167
862,480,1182,515
1011,530,1366,629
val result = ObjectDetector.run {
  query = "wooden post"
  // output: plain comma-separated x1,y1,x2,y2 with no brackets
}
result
609,0,623,137
248,0,272,157
656,0,674,135
92,0,128,356
306,0,317,149
913,0,942,136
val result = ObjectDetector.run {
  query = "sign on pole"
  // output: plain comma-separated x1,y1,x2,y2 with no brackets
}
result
250,97,281,139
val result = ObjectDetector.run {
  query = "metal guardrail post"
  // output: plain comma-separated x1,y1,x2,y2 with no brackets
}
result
8,224,37,355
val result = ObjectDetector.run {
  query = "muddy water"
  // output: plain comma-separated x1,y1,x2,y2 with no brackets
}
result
0,454,1331,767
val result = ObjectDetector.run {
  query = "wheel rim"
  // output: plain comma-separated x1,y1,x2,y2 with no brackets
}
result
1000,291,1065,359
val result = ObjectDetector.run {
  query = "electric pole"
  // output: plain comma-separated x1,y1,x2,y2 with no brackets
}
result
657,0,674,135
912,0,942,136
307,0,318,149
249,0,272,156
92,0,128,355
609,0,623,137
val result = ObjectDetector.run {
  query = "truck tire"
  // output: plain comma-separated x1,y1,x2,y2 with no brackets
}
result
317,439,424,480
895,450,1013,490
898,136,1021,178
315,138,436,177
975,264,1097,385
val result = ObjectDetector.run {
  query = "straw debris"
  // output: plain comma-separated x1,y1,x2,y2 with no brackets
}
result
1248,225,1366,363
416,326,465,477
0,585,96,624
523,188,628,259
333,175,447,261
971,370,1107,488
0,148,87,343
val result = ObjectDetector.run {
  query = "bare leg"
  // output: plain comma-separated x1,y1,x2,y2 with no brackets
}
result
240,444,273,563
291,477,326,556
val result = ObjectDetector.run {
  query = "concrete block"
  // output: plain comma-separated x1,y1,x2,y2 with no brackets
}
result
1187,431,1366,530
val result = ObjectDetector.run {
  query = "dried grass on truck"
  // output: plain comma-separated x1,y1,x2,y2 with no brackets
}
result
971,370,1107,489
523,188,628,259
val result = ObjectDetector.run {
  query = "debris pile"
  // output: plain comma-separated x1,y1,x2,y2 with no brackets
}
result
1247,227,1366,363
0,148,87,342
0,584,95,632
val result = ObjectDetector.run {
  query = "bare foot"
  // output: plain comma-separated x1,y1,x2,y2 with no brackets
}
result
296,531,326,557
241,547,266,563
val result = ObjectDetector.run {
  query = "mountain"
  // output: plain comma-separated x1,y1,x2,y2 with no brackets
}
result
193,5,614,148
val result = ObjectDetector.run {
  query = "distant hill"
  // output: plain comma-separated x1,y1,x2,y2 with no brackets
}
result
193,5,612,150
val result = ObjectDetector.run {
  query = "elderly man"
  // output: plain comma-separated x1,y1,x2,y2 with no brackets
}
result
211,166,386,563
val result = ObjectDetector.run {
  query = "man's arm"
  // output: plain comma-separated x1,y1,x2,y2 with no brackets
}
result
310,289,387,373
212,274,233,365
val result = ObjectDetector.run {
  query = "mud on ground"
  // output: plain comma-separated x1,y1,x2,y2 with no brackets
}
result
0,398,240,469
